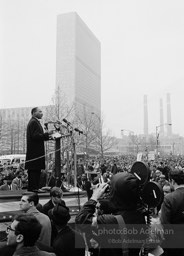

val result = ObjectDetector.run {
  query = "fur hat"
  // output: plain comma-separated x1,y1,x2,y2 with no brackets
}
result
110,172,139,210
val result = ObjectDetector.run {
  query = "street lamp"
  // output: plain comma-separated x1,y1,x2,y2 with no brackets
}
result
156,123,172,157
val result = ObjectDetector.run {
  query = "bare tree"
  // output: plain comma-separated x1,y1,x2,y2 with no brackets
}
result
74,106,96,154
91,115,116,158
44,85,76,177
45,85,74,123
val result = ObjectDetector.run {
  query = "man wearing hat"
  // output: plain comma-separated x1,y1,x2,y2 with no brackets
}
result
48,203,85,256
76,172,146,256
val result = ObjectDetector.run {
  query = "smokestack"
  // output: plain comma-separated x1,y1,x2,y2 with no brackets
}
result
160,98,164,136
144,95,148,137
166,93,172,136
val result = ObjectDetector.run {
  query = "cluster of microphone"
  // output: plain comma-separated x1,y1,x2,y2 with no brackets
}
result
44,118,85,135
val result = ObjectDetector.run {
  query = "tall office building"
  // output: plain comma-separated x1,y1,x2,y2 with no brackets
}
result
56,12,101,115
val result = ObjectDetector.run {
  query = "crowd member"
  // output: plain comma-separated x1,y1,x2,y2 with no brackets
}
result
47,170,57,188
19,192,51,246
12,170,23,190
162,183,174,196
0,214,55,256
75,172,146,256
100,160,107,175
25,107,53,192
150,164,158,180
160,168,184,256
0,172,5,185
111,159,118,175
157,174,170,189
48,203,85,256
154,170,162,182
78,174,92,200
102,168,113,183
77,160,85,177
21,170,28,189
39,170,47,189
42,187,66,216
0,177,18,191
157,161,170,181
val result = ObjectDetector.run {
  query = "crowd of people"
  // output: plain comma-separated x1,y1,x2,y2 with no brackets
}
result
0,154,184,255
0,107,184,255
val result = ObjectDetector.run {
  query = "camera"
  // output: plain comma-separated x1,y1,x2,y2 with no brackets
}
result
98,161,164,214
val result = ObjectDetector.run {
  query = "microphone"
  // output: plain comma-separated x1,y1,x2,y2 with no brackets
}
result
44,123,48,130
74,128,84,135
63,118,71,125
46,120,55,124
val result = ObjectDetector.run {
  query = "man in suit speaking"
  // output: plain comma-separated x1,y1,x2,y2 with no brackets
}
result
25,107,53,192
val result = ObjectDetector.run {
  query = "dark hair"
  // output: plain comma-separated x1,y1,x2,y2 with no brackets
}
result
14,213,41,246
170,169,184,185
15,170,22,176
31,107,38,115
50,186,63,198
22,192,39,206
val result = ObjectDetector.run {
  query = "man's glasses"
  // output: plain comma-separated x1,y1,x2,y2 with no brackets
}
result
53,194,62,198
6,226,16,233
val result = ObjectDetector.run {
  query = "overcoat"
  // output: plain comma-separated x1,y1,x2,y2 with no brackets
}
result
25,117,49,170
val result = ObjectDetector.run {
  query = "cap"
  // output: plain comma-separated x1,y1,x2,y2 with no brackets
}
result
110,172,139,210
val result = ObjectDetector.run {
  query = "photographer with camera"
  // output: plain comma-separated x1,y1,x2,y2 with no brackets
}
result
75,172,146,256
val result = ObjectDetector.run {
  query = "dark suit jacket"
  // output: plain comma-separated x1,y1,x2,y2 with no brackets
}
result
42,199,66,216
160,187,184,255
0,183,18,191
161,187,184,224
52,225,85,256
25,117,49,170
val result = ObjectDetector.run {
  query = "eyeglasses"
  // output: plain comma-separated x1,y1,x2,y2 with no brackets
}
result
6,226,16,233
53,194,62,198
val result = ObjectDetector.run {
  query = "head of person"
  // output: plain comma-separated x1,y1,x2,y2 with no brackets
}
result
20,192,39,212
155,170,161,177
48,203,70,227
163,184,172,196
31,107,43,119
169,168,184,186
3,177,12,186
50,186,63,205
81,174,87,181
158,174,166,185
15,170,22,179
109,172,139,210
6,213,41,248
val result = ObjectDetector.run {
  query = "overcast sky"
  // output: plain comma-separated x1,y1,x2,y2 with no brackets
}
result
1,0,184,138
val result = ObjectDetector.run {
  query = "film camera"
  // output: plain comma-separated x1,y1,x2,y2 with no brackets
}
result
98,161,164,214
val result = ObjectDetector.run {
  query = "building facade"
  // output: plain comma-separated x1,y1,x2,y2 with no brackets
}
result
56,12,101,115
